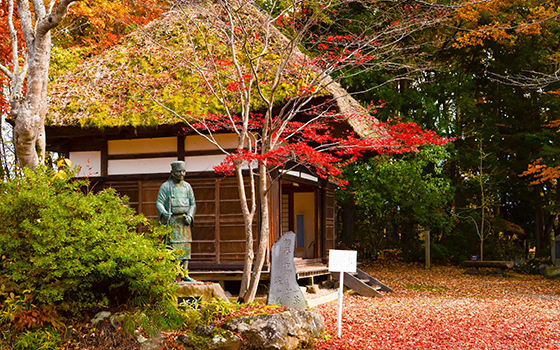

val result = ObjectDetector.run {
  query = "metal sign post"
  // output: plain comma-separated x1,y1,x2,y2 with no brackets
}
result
328,249,357,338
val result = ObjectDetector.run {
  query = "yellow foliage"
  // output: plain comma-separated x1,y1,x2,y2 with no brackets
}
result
452,24,510,48
456,6,481,22
452,0,555,48
56,158,72,169
521,158,560,185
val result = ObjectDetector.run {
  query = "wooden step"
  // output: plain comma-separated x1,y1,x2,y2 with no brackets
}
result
356,268,394,292
331,271,383,298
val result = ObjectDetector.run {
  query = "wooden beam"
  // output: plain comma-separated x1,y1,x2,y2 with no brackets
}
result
178,135,185,161
101,141,108,178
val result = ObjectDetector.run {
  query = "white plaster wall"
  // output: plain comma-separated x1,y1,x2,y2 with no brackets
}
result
283,170,318,183
108,157,178,175
185,133,239,152
108,137,177,155
107,155,229,175
69,151,102,177
99,133,246,175
184,154,227,172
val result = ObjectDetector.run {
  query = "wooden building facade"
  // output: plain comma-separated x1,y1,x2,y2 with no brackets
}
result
46,125,336,274
43,3,375,282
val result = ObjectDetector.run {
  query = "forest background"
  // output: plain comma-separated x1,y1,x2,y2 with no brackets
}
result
1,0,560,267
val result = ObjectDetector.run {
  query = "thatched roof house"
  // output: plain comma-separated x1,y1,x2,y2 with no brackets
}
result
46,1,375,281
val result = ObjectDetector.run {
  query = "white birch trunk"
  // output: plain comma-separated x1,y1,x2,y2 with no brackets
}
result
3,0,78,170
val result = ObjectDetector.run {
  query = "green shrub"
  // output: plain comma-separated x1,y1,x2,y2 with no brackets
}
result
11,328,61,350
183,298,241,328
0,167,178,318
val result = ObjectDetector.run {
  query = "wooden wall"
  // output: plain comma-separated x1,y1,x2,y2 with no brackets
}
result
105,176,257,269
49,131,336,269
323,187,336,256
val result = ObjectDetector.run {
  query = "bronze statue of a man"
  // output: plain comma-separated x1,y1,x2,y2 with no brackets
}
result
156,161,196,281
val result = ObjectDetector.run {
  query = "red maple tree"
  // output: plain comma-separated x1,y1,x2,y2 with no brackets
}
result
144,0,450,302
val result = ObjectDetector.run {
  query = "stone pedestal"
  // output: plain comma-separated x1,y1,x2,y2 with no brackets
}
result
222,309,324,350
176,282,229,302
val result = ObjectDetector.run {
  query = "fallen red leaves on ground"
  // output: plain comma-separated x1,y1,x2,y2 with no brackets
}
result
314,262,560,350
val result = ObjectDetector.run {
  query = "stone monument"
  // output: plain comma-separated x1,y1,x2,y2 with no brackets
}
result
267,232,307,310
156,161,196,282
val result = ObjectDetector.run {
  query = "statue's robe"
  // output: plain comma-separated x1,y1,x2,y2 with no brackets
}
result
156,179,196,261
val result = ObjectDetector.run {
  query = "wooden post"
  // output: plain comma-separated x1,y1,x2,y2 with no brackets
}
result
336,272,344,338
425,229,431,270
329,249,357,339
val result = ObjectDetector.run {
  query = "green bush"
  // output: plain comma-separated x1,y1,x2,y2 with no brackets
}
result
337,145,455,262
0,167,178,318
12,328,61,350
183,298,241,328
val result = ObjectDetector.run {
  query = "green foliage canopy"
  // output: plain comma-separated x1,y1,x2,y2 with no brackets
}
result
338,145,454,260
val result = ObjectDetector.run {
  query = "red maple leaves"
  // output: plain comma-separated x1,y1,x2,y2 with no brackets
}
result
314,262,560,350
209,113,450,186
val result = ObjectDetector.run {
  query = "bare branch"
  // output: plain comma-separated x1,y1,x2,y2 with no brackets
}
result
0,63,11,80
486,70,560,89
37,0,79,36
2,0,16,82
48,0,57,14
31,0,46,18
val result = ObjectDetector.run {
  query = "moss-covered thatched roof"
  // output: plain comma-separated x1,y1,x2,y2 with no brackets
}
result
47,1,374,137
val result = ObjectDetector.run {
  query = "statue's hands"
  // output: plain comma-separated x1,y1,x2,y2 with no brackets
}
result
159,212,173,225
183,214,192,225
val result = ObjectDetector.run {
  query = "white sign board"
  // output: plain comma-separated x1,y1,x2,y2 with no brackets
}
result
328,249,358,338
328,249,357,273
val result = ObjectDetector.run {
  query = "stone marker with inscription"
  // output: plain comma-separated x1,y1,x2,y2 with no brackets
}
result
267,232,307,310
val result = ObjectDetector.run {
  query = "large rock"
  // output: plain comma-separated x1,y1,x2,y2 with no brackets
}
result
222,309,324,350
175,325,241,350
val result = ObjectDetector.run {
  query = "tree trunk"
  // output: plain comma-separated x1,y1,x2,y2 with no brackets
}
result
480,237,484,262
534,186,546,257
12,103,47,170
480,204,485,261
243,162,270,303
7,0,77,170
237,161,256,302
478,139,486,261
11,32,51,170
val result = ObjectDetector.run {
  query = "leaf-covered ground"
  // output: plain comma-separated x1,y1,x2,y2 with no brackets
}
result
314,262,560,350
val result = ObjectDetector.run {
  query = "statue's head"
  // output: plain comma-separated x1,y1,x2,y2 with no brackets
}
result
171,161,186,182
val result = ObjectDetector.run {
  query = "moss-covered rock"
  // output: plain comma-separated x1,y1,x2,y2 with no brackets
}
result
222,309,324,350
175,325,241,350
544,265,560,280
